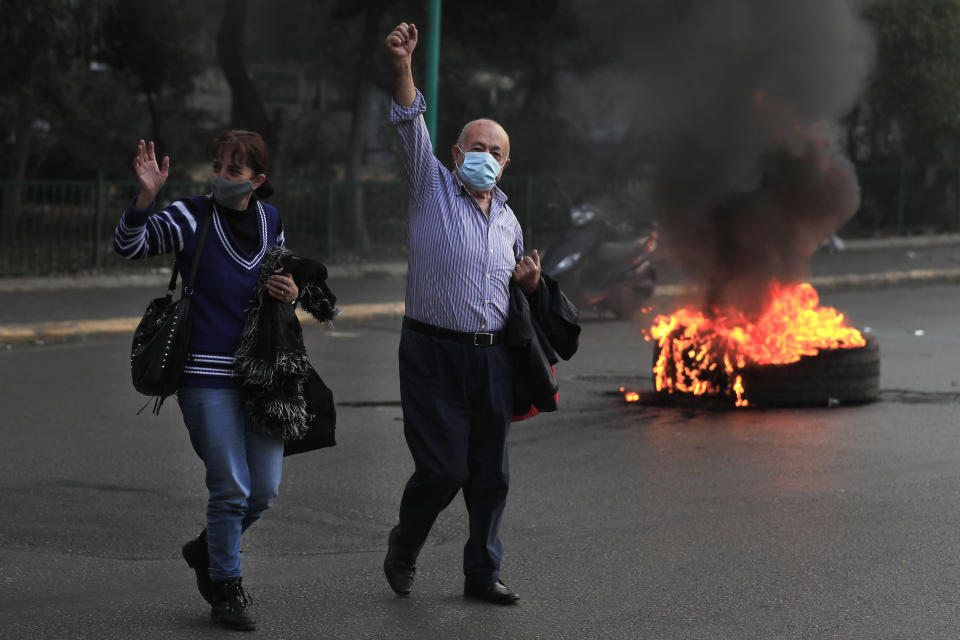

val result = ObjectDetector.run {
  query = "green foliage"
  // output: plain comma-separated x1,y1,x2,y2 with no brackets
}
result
0,0,208,180
98,0,199,99
9,0,960,182
432,0,590,177
0,0,98,81
858,0,960,164
0,0,107,178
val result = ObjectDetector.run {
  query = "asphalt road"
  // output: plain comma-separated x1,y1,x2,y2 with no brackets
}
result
1,285,960,639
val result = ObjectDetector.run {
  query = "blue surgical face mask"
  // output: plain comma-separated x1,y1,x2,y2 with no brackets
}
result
209,176,255,209
456,147,504,191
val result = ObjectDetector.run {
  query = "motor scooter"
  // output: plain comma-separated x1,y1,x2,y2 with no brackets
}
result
540,199,657,319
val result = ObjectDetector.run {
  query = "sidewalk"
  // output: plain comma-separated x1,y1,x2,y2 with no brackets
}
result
1,234,958,345
649,234,960,298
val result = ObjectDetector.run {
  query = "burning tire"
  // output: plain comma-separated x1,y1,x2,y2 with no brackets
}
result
647,282,879,408
652,335,880,408
736,335,879,407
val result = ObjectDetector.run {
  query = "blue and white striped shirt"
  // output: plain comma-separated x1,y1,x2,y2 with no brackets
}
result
391,91,523,333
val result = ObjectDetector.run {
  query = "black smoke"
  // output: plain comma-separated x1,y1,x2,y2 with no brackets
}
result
576,0,875,313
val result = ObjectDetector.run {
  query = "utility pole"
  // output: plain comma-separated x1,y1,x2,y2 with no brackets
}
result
424,0,441,152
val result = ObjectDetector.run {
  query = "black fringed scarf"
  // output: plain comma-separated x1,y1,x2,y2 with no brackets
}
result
234,246,338,441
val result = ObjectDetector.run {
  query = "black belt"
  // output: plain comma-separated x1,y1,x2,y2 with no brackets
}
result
402,316,503,347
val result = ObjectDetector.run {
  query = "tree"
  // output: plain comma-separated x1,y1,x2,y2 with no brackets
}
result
435,0,588,176
0,0,103,181
0,0,105,238
332,0,397,256
850,0,960,166
217,0,274,148
99,0,200,151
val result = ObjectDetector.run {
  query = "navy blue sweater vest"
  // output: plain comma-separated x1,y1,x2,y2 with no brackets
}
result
114,194,285,388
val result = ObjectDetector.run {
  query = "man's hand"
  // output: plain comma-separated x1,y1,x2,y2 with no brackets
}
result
133,139,169,209
513,249,541,295
386,22,418,61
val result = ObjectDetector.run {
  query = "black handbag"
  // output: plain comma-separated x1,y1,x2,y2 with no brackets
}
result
282,366,337,456
131,213,212,412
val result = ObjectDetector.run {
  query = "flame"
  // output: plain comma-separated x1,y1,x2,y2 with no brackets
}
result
649,281,864,406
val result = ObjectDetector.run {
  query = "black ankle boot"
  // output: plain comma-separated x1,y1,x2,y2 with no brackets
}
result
181,529,214,604
211,577,256,631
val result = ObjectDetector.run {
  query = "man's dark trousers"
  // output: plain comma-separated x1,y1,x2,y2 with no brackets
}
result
395,326,513,583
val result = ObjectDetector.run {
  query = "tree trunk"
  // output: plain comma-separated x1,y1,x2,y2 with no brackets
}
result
217,0,273,148
344,6,383,256
144,89,162,152
1,71,36,242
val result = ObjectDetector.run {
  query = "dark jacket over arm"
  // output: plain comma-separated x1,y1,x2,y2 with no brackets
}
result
233,246,338,455
506,273,581,417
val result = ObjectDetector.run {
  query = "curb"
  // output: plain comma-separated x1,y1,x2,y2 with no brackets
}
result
838,233,960,251
0,302,406,346
5,269,960,346
1,233,958,292
644,268,960,306
3,267,959,347
811,268,960,292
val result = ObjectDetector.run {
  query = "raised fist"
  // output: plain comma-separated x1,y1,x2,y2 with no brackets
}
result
386,22,418,60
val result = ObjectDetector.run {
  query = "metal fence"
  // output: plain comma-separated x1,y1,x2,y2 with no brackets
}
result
0,178,410,276
845,167,960,236
0,175,613,276
1,168,958,276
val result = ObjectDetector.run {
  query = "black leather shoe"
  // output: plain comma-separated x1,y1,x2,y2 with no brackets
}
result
182,529,214,604
383,527,417,596
463,578,520,605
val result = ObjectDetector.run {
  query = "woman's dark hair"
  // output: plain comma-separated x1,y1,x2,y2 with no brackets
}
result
209,130,275,199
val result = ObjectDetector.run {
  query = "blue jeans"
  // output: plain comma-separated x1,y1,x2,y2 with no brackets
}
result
177,386,284,580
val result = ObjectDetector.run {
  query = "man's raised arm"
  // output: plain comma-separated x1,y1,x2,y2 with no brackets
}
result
385,21,440,202
386,22,417,108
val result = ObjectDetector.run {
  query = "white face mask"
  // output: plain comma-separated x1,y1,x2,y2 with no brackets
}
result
210,176,254,209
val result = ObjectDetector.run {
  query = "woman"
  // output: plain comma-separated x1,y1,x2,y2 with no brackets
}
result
114,132,307,631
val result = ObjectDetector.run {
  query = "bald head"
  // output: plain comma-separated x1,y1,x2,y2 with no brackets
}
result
456,119,510,162
450,118,512,194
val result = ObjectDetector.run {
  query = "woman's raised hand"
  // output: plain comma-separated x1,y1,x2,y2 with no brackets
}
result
133,139,170,209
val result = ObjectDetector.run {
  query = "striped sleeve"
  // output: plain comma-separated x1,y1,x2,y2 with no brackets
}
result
113,197,199,259
389,89,441,204
515,221,525,261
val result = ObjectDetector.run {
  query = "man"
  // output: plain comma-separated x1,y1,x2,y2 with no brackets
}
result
382,21,540,606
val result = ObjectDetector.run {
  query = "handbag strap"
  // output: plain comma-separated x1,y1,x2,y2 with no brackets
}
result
166,208,214,297
183,211,214,294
